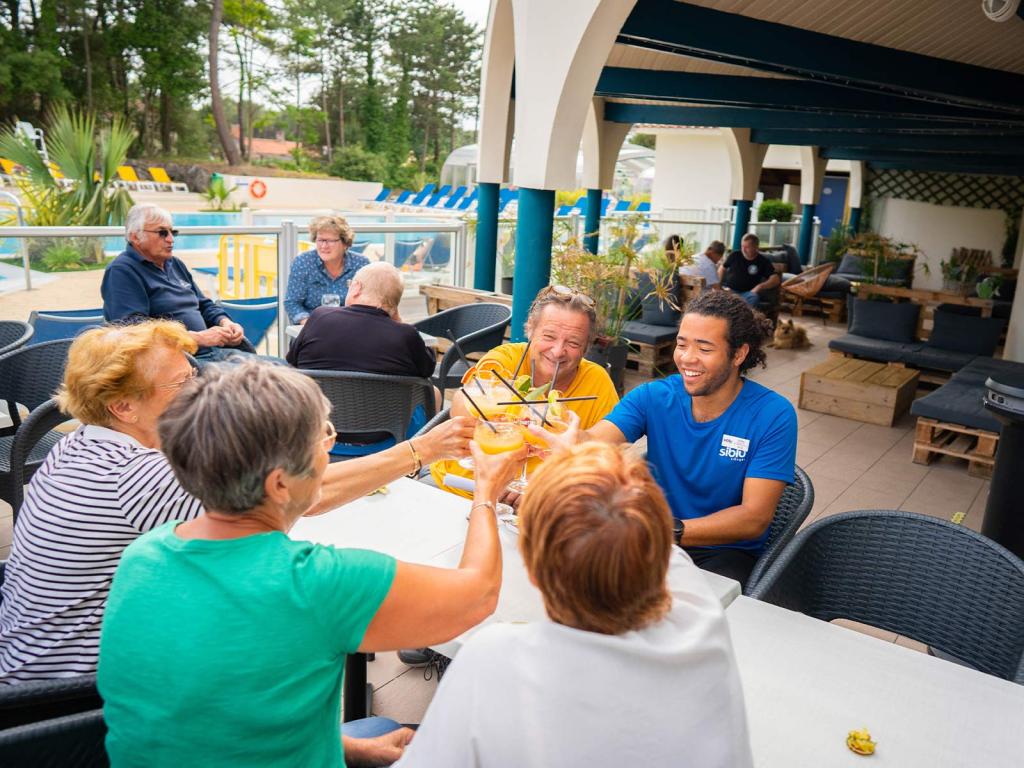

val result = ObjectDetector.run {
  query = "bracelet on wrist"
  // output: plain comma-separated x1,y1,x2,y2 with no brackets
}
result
470,500,496,515
406,439,422,477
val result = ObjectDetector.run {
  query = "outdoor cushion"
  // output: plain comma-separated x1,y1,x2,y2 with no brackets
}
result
952,357,1024,387
910,380,1000,433
901,346,976,373
827,334,921,364
848,299,920,343
762,245,801,275
925,310,1005,357
835,253,866,278
621,320,677,346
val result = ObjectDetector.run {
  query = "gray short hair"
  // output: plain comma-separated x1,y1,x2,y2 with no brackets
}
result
125,203,172,240
353,262,404,312
525,287,598,345
158,361,330,515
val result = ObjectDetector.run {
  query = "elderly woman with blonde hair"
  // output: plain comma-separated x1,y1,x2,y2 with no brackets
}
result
0,320,203,683
98,360,523,767
397,443,754,768
285,215,370,324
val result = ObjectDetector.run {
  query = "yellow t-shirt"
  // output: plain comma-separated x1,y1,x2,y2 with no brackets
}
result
430,342,620,497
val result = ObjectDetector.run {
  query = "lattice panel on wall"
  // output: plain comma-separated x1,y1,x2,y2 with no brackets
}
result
866,168,1024,215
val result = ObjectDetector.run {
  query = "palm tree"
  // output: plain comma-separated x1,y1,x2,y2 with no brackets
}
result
0,107,136,261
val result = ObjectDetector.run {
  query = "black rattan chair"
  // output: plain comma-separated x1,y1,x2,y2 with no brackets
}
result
412,303,512,401
6,399,74,521
300,370,436,462
745,465,814,593
413,406,451,438
0,321,33,357
749,509,1024,683
0,675,103,731
0,708,107,766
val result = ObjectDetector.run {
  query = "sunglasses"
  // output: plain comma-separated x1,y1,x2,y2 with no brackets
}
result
144,228,179,239
540,284,596,308
321,421,337,450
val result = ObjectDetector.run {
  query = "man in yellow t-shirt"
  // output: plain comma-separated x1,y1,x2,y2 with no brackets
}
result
430,285,619,498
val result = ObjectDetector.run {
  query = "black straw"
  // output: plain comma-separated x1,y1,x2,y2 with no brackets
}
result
460,387,498,432
491,370,552,427
512,339,531,379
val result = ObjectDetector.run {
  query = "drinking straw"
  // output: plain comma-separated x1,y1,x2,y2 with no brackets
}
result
542,361,561,421
512,339,532,379
446,329,485,394
460,387,498,433
491,370,552,427
495,396,598,405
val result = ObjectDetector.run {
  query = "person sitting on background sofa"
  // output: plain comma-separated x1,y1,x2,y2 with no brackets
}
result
718,233,779,308
681,238,725,291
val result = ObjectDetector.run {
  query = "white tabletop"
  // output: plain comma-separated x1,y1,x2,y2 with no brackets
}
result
290,478,741,656
285,323,437,348
727,595,1024,767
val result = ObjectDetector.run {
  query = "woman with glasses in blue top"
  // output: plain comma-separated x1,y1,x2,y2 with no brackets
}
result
285,215,370,324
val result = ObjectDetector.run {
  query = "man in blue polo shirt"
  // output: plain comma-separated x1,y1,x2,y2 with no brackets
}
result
550,290,797,586
102,204,250,360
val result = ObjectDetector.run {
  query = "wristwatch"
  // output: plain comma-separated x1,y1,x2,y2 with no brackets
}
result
672,517,686,543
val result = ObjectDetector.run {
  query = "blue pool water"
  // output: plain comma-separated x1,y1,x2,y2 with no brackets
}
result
1,212,452,255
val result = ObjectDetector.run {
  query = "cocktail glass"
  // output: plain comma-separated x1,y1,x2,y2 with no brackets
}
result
472,416,524,516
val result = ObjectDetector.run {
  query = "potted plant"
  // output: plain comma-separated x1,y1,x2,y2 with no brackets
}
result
756,199,794,223
846,232,925,287
635,233,697,324
976,274,1003,300
940,258,979,295
552,215,648,393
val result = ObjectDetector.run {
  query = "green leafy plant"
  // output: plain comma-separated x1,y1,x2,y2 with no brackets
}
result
756,199,794,222
939,258,979,292
976,275,1003,300
202,174,239,211
825,225,853,263
847,232,926,284
636,233,697,312
0,107,135,262
41,242,85,271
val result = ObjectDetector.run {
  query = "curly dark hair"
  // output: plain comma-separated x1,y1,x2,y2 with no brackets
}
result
682,291,773,375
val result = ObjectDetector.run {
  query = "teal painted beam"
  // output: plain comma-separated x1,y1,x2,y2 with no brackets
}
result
473,182,500,291
584,188,602,254
619,0,1024,113
869,159,1024,176
510,188,555,342
601,103,1019,133
848,208,862,234
596,68,1015,123
750,129,1024,154
797,204,816,265
732,200,752,252
821,148,1024,168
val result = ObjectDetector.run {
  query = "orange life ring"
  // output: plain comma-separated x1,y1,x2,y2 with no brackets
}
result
250,179,267,199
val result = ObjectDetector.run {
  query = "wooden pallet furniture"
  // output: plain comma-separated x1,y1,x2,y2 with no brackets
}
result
799,357,919,427
852,283,994,341
912,417,998,479
782,263,843,324
419,283,512,315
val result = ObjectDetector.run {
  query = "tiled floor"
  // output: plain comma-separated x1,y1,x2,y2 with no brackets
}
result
0,314,997,723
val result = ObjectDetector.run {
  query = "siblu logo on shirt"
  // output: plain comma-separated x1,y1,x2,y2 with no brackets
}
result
719,434,750,461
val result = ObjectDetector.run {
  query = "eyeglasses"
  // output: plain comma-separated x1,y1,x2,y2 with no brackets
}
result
155,366,197,391
315,238,342,246
538,284,596,308
320,421,337,450
144,228,179,239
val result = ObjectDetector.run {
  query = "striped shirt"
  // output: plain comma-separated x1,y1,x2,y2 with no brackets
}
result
0,425,203,683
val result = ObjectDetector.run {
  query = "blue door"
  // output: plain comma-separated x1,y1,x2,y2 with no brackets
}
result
817,176,849,237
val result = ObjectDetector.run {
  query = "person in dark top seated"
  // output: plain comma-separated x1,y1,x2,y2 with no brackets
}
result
286,262,434,379
718,233,779,309
101,204,252,361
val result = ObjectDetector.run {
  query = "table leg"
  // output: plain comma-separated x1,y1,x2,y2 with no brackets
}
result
344,652,370,722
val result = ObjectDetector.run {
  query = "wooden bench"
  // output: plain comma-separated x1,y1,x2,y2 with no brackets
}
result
912,417,998,479
419,284,512,315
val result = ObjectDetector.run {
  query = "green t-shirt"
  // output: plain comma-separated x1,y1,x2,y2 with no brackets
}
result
98,521,396,767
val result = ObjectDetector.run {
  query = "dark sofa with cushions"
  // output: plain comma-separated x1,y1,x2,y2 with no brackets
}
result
911,356,1024,434
828,299,1007,375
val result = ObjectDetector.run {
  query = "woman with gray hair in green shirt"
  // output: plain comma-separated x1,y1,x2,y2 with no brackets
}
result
98,360,523,767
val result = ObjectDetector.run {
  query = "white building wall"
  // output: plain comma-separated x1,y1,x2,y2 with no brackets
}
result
872,197,1006,292
650,131,733,211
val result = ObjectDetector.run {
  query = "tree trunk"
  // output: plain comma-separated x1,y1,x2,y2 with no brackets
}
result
337,79,345,147
236,38,247,160
209,0,241,166
321,68,332,161
82,7,93,112
160,90,172,153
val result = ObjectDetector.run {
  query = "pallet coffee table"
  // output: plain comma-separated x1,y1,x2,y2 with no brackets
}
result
799,358,919,427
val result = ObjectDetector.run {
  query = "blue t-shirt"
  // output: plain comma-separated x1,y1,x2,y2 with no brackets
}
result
606,375,797,553
285,250,371,323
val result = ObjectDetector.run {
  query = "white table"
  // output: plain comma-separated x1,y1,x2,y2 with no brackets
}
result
728,596,1024,767
285,323,437,348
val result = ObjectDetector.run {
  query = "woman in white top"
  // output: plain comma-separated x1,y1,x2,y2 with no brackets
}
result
0,320,476,684
397,442,753,768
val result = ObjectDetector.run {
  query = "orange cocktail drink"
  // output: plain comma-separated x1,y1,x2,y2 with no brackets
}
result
473,417,525,455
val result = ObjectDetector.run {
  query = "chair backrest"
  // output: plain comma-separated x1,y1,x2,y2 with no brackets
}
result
299,370,436,445
423,235,451,269
443,186,467,208
393,240,423,269
0,708,107,766
372,187,391,202
27,311,104,346
410,184,436,206
0,338,74,432
0,321,33,356
412,303,512,350
219,297,278,349
0,158,17,175
148,166,172,184
457,189,478,210
744,465,814,592
612,200,630,212
116,165,140,183
749,509,1024,683
0,674,103,731
413,406,450,439
394,190,413,204
9,399,74,520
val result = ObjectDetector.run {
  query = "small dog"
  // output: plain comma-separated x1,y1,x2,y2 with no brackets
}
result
771,319,811,350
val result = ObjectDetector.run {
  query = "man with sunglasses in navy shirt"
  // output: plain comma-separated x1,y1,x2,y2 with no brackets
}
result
102,204,252,360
